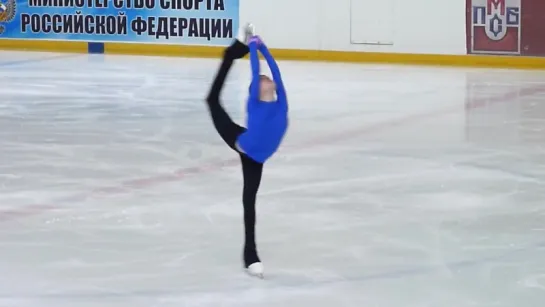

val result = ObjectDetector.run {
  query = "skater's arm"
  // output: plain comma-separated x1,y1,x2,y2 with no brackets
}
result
258,43,287,106
248,40,260,102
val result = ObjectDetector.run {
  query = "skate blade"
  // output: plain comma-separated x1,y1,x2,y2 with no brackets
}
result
245,262,264,279
245,270,264,279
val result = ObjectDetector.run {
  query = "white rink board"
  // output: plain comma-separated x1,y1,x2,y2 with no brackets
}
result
239,0,467,55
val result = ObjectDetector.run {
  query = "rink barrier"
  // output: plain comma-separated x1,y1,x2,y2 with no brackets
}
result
1,39,545,69
0,39,88,53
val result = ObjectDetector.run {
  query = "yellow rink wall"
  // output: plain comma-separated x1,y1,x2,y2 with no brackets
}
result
1,39,545,70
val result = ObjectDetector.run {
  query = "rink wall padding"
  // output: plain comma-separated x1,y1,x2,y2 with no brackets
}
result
1,40,545,70
104,43,225,58
0,39,87,53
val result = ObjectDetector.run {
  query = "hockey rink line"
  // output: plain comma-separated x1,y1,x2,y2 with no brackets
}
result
294,84,545,149
1,77,545,223
0,53,80,67
0,53,84,223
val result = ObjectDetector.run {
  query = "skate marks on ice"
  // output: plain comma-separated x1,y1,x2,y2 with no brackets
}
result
0,238,543,302
2,80,545,223
268,239,545,287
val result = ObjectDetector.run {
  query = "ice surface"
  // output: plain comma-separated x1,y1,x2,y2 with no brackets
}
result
0,51,544,307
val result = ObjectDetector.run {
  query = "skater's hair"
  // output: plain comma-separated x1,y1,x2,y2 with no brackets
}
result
249,75,276,101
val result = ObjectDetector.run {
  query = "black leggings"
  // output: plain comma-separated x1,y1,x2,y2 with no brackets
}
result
205,41,263,266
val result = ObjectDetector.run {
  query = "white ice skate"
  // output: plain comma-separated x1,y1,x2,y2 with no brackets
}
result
245,262,264,279
237,23,255,45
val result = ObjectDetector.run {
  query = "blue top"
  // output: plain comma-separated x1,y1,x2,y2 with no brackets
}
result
236,41,289,163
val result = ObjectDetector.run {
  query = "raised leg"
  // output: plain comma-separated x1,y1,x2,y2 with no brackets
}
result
205,39,249,150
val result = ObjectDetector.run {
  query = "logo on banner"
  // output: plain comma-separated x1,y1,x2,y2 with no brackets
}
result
0,0,16,35
471,0,521,54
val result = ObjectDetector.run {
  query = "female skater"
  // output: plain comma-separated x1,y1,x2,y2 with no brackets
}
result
205,25,288,278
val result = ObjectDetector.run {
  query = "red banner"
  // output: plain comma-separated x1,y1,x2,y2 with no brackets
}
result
466,0,545,56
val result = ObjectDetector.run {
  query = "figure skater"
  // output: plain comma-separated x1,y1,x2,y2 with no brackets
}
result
205,24,288,278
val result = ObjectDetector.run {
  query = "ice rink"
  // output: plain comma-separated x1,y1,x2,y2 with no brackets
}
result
1,51,545,307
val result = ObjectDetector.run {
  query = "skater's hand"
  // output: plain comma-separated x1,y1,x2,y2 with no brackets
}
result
248,35,262,46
